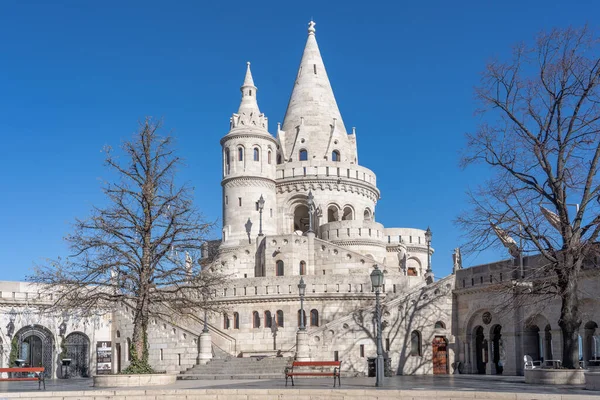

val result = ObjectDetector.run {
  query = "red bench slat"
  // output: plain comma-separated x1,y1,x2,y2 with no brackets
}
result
0,378,40,381
287,372,336,376
291,361,341,367
0,368,44,373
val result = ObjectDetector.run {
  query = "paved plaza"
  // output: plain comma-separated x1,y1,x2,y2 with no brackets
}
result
1,375,600,399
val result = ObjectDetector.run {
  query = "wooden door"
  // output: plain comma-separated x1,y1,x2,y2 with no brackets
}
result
432,336,448,375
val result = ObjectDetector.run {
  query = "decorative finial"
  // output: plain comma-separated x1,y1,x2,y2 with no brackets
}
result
308,20,316,36
247,61,251,66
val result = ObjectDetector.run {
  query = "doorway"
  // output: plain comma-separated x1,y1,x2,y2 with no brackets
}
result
432,336,448,374
65,332,90,377
16,325,54,377
474,326,487,374
491,325,503,375
22,335,43,367
116,343,122,373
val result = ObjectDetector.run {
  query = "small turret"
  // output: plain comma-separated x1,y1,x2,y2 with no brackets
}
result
221,63,278,244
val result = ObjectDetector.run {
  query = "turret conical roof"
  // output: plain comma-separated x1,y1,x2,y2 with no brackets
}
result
281,21,347,160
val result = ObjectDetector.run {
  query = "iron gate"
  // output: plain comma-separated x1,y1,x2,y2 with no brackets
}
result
65,332,90,377
16,325,54,378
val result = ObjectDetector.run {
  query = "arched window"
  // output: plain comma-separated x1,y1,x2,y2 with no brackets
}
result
276,260,284,276
434,321,446,329
364,208,373,221
253,311,260,328
276,310,284,327
238,147,244,161
297,309,307,328
225,148,231,174
299,149,308,161
342,207,353,221
327,205,338,222
299,261,306,275
268,150,272,164
332,150,340,162
233,312,240,329
410,330,422,356
265,311,272,328
310,309,319,327
277,154,282,164
223,313,230,329
253,147,260,161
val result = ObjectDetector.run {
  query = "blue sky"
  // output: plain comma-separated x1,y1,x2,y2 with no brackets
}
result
1,0,597,281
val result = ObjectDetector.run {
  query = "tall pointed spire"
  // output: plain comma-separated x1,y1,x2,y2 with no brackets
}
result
281,21,348,161
238,62,260,115
230,62,268,132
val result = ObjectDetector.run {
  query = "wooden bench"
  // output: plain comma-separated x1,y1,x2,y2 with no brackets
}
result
0,367,45,390
284,361,341,387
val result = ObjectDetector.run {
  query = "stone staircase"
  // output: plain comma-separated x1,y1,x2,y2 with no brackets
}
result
178,356,292,380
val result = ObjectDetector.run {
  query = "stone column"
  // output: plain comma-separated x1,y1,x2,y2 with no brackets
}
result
306,231,315,276
198,331,212,365
296,330,310,361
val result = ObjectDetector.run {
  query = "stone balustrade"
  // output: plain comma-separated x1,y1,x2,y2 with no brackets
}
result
276,162,377,187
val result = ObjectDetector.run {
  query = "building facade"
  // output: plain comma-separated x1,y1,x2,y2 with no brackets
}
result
1,22,598,378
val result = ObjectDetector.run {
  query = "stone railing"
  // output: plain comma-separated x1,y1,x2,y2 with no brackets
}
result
318,220,386,243
276,163,377,187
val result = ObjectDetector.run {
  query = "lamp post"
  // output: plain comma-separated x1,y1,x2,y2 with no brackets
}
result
424,227,433,284
298,277,306,330
306,191,315,233
258,195,265,236
296,277,309,361
370,265,385,387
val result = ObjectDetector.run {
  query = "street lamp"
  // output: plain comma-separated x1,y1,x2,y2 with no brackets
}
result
306,191,315,233
424,227,433,284
258,195,265,236
425,227,432,273
298,277,306,330
370,265,384,387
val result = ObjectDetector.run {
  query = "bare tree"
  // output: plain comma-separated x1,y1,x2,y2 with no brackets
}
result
30,118,225,373
457,26,600,369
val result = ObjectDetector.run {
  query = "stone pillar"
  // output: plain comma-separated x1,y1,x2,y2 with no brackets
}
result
296,330,310,361
306,231,315,276
198,331,212,365
551,329,563,361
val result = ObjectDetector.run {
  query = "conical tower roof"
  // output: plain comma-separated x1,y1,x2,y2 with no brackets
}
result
228,62,269,133
281,21,347,160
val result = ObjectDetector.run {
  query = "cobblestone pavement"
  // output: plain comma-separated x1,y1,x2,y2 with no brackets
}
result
0,374,598,397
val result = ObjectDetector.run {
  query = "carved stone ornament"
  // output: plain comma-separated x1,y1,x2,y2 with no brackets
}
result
482,312,492,325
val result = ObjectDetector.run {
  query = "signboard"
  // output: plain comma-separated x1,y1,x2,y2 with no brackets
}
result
96,341,112,375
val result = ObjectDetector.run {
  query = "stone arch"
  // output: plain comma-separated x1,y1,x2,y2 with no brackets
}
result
15,325,55,377
406,257,421,276
523,313,551,362
341,205,354,221
584,321,599,365
363,207,373,221
472,325,487,374
64,331,90,377
489,324,504,375
326,203,341,222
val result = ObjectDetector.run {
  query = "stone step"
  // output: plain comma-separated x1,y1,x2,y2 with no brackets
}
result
177,373,283,380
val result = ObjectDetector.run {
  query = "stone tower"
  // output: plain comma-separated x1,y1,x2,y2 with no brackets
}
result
221,63,278,243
